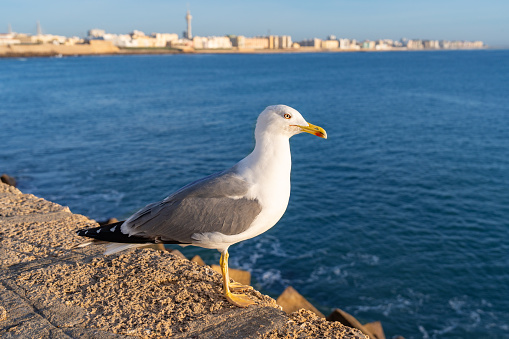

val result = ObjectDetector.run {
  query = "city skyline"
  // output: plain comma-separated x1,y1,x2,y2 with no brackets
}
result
1,0,508,47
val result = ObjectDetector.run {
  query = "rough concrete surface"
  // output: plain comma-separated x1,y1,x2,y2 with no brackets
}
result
0,182,368,338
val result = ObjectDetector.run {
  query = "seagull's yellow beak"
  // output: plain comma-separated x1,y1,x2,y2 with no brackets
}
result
296,123,327,139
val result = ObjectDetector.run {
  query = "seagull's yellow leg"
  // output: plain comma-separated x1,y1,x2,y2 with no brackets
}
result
220,250,255,307
229,281,253,293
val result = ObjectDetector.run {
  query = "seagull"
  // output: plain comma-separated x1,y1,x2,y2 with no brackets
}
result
76,105,327,307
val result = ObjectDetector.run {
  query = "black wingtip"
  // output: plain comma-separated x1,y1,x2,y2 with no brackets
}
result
76,220,185,245
76,220,156,244
76,220,125,238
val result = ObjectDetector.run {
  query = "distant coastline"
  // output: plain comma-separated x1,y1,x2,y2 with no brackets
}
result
1,12,490,59
0,42,492,59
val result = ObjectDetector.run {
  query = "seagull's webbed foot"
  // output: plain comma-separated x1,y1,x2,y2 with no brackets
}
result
225,290,255,307
229,281,253,293
220,250,255,308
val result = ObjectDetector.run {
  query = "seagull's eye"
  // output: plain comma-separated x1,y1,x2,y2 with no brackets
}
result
284,113,292,119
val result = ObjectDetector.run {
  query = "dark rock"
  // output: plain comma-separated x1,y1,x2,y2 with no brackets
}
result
1,174,16,187
276,286,325,318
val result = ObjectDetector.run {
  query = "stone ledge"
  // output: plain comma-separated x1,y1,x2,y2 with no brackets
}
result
0,183,368,338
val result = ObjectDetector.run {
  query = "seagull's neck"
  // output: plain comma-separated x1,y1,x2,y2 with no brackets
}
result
237,131,292,183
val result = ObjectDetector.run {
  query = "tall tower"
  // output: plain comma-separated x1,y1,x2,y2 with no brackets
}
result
185,10,192,39
36,21,42,35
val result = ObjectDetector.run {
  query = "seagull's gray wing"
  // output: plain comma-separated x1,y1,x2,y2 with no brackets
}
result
123,169,262,244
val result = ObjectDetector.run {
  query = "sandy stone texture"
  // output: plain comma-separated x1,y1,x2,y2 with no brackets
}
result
16,250,278,337
263,309,369,339
1,182,367,338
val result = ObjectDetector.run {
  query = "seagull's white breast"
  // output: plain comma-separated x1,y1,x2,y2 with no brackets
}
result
239,152,291,241
191,133,292,250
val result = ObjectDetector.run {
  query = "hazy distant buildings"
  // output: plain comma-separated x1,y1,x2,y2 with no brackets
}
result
321,39,339,49
375,39,393,50
154,33,179,46
297,37,340,49
229,36,244,48
230,36,265,49
87,29,178,47
267,35,292,49
362,40,376,49
193,36,232,49
298,38,322,48
338,38,357,50
439,40,483,49
278,36,293,49
85,10,478,53
423,40,440,49
338,39,349,49
0,33,20,45
88,29,105,38
392,40,403,48
2,29,81,46
405,39,423,49
398,38,484,50
267,35,277,49
295,36,484,51
228,35,292,49
243,36,269,49
2,15,485,53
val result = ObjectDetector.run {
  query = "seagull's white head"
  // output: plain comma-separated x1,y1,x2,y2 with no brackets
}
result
255,105,327,140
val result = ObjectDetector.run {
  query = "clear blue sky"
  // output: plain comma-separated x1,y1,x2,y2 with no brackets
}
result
2,0,508,46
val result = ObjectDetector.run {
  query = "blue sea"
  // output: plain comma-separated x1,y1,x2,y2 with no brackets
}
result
1,50,508,338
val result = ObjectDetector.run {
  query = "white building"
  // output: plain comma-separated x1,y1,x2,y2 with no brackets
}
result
338,39,360,50
406,39,423,49
362,40,376,49
338,38,350,49
88,29,179,48
152,33,179,47
298,38,322,48
321,39,339,49
88,29,105,38
376,39,392,50
0,33,20,45
423,40,440,49
193,36,232,49
32,34,67,44
278,35,293,49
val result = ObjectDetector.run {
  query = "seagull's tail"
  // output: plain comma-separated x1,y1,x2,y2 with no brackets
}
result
75,221,185,255
103,242,153,255
76,220,150,243
73,221,188,254
72,240,166,255
75,220,156,254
